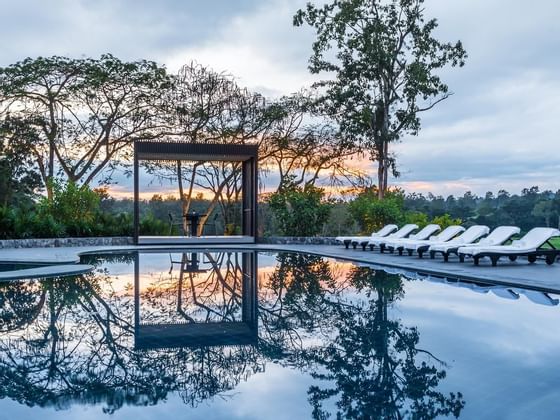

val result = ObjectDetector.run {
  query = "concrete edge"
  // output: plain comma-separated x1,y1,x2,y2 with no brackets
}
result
0,264,95,281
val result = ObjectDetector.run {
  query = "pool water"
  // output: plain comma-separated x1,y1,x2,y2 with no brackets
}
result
0,250,559,419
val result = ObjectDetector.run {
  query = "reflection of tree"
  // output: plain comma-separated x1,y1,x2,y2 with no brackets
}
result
0,257,262,413
259,256,464,419
0,252,464,418
299,267,465,419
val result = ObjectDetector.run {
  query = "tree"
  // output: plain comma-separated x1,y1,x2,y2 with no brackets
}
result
294,0,467,199
146,62,276,234
0,54,172,199
0,117,42,207
147,65,367,235
532,200,554,228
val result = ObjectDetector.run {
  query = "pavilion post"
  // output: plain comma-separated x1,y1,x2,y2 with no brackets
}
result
133,144,140,244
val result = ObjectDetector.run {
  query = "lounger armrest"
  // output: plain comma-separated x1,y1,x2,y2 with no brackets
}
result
429,235,438,241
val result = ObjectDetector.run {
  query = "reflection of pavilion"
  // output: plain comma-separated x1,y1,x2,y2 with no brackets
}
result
133,251,258,349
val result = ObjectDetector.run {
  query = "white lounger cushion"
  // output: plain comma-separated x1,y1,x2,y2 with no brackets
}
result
383,224,441,249
447,226,520,254
335,224,398,243
428,225,491,253
367,224,418,246
387,225,463,251
341,224,399,243
402,225,466,251
458,227,560,256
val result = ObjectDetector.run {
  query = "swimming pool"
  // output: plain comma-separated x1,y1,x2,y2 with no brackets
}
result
0,249,559,419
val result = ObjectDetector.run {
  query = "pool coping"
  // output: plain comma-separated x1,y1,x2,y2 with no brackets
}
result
0,264,95,281
0,243,559,294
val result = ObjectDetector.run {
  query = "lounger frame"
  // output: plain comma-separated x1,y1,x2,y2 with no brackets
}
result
460,240,559,266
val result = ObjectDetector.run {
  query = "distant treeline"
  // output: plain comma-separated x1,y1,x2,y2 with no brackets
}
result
402,187,560,232
101,186,560,237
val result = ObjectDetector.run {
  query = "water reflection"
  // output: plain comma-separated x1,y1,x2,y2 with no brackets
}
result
0,251,468,417
134,251,258,349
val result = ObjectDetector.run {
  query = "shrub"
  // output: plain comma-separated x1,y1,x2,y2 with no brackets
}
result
431,214,462,229
37,180,101,236
268,183,332,236
0,206,17,239
29,213,66,238
94,212,133,236
404,211,429,228
348,188,405,234
139,212,173,235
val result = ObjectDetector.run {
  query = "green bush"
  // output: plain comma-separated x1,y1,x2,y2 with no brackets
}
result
0,206,17,239
404,211,429,228
37,180,101,236
94,212,133,236
348,188,405,234
268,183,332,236
29,213,66,238
431,214,462,229
139,212,172,235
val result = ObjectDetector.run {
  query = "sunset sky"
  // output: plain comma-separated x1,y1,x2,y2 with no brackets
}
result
2,0,559,197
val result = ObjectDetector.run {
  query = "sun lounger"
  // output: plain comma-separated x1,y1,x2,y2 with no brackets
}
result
383,224,441,255
402,225,467,258
364,224,418,251
387,225,464,257
457,227,560,266
425,225,490,261
438,226,521,262
336,224,398,249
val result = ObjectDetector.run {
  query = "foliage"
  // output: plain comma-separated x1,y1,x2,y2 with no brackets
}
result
404,211,429,228
404,187,560,232
37,180,101,236
268,181,332,236
0,54,172,197
139,212,175,236
431,214,463,229
348,187,405,233
0,117,42,207
321,201,356,236
348,186,464,234
294,0,467,198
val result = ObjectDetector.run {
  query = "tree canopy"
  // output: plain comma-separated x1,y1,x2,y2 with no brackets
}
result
294,0,467,198
0,54,172,198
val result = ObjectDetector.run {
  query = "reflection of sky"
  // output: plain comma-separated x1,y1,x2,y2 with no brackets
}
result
396,279,560,419
3,252,560,419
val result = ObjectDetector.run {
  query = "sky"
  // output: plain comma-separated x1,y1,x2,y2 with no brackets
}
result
1,0,559,197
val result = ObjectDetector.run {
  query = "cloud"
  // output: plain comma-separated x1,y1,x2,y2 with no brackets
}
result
2,0,560,196
0,0,262,65
162,0,319,96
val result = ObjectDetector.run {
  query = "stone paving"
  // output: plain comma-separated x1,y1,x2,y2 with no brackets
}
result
0,243,559,293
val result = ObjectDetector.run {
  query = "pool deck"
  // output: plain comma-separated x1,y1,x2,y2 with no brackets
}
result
1,243,559,293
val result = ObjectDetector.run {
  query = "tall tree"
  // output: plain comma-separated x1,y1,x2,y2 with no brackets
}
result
294,0,467,198
0,54,172,199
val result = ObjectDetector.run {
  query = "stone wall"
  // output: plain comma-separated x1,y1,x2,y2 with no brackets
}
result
0,236,340,248
257,237,339,245
0,237,134,249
